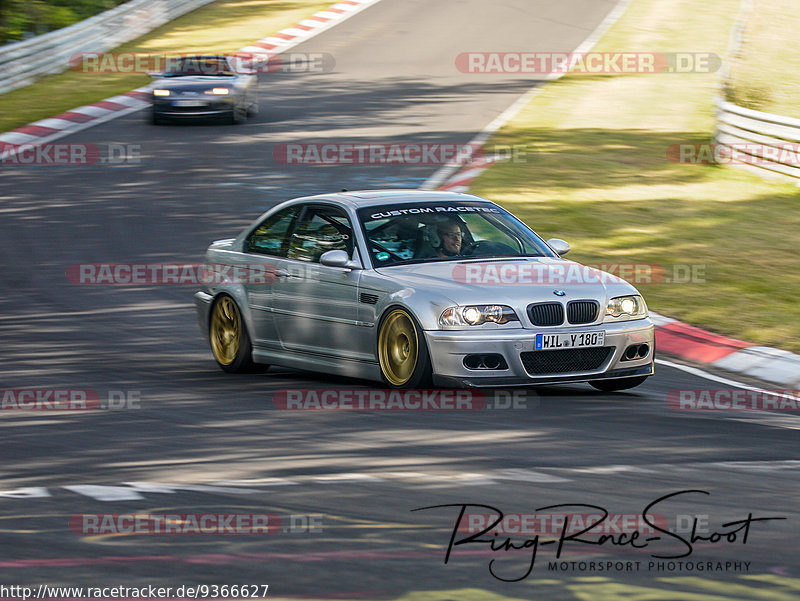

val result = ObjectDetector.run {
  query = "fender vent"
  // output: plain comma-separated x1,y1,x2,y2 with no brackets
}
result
360,293,379,305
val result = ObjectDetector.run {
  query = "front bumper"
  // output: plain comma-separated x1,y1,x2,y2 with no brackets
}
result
425,318,655,387
152,98,236,118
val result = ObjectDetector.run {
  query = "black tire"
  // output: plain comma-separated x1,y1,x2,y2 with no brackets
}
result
151,109,164,125
377,307,433,389
209,295,266,373
589,375,649,392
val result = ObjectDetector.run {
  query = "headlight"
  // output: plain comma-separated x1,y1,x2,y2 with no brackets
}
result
604,295,647,321
153,89,170,96
205,88,231,95
440,305,519,326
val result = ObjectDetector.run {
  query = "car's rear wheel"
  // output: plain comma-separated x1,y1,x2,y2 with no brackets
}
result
209,295,264,373
377,307,432,389
589,375,649,392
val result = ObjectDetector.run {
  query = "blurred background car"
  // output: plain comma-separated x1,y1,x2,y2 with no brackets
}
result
149,55,257,124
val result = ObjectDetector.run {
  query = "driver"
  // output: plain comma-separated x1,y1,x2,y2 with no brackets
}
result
437,220,465,257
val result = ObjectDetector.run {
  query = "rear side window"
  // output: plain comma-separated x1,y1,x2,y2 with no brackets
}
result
287,205,354,263
247,206,300,256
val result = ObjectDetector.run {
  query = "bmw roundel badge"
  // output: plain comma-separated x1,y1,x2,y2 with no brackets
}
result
553,290,566,296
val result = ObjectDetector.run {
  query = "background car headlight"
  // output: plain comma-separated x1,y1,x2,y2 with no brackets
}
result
205,88,231,95
153,89,170,96
440,305,519,326
604,295,647,321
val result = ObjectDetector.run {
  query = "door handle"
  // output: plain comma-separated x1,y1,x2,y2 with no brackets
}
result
275,269,291,278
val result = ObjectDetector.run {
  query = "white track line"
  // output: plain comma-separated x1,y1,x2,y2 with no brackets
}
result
657,357,800,430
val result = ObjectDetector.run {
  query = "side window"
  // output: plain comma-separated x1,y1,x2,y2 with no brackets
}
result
247,206,300,256
287,206,354,263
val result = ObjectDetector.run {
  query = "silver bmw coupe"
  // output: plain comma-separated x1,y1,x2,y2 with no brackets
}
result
195,190,654,390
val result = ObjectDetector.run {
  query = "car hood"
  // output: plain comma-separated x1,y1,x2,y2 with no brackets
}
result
152,76,238,92
374,257,640,306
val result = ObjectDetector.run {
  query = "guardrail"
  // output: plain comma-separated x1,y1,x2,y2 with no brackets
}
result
714,99,800,180
713,0,800,181
0,0,216,95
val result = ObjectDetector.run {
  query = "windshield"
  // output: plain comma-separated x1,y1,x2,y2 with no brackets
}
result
163,57,234,77
357,201,556,267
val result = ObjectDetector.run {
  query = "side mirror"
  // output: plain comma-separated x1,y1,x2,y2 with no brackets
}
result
319,250,360,270
546,238,570,256
146,71,164,78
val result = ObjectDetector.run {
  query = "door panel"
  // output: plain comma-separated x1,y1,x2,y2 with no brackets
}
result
270,204,371,361
242,205,301,347
272,262,368,360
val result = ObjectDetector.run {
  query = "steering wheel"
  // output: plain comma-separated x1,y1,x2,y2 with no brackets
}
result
463,240,519,256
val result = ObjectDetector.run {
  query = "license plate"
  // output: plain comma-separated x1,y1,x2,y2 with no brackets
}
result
535,331,605,350
173,100,205,107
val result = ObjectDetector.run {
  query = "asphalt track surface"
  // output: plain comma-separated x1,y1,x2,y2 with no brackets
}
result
1,0,799,599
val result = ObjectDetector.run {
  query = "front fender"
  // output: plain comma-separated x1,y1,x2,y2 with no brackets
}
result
376,288,457,332
196,283,255,341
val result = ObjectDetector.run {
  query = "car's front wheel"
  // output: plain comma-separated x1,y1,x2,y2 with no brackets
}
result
377,307,432,389
589,375,649,392
209,295,264,373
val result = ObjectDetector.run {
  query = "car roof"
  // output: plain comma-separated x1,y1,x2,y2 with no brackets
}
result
236,190,507,249
284,189,493,210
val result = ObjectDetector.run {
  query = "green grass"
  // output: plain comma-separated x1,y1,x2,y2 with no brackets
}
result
471,0,800,352
0,0,333,133
727,0,800,117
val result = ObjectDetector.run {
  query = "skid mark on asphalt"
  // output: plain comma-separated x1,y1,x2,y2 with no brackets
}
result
266,577,800,601
565,575,800,601
66,502,434,554
4,459,800,503
0,470,570,502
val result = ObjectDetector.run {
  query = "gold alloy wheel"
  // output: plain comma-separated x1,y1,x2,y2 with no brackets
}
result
378,309,419,386
210,297,241,366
